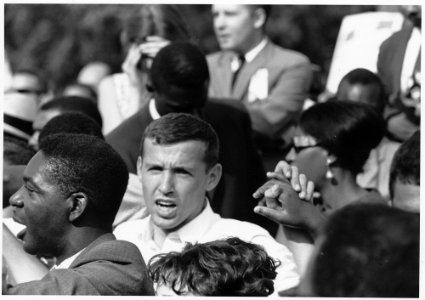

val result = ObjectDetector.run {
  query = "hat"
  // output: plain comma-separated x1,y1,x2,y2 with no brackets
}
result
3,92,38,140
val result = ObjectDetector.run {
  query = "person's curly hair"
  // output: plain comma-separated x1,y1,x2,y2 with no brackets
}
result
148,237,279,296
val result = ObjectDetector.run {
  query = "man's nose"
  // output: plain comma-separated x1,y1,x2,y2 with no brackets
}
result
9,187,24,207
159,172,174,195
214,13,225,30
285,147,296,164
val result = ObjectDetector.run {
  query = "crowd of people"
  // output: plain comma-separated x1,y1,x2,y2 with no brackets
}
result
2,4,420,296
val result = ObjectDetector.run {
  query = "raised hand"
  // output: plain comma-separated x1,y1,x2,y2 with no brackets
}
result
138,36,170,61
253,161,323,236
121,44,144,85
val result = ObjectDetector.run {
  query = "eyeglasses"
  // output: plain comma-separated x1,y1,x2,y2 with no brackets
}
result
292,136,320,153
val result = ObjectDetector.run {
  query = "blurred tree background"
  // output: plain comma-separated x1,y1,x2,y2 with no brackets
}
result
5,4,396,94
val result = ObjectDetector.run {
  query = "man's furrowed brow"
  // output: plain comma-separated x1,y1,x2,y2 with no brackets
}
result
23,176,40,189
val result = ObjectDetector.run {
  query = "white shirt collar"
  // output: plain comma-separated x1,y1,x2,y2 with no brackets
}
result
146,199,219,245
149,98,161,120
51,248,85,270
244,38,268,63
231,38,267,71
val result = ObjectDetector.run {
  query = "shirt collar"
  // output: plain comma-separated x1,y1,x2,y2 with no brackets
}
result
149,98,161,120
231,38,267,71
51,248,85,270
244,38,268,63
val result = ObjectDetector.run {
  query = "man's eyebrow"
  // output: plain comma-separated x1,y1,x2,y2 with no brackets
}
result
23,176,40,189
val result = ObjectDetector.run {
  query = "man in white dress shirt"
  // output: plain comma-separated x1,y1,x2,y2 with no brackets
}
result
114,112,300,294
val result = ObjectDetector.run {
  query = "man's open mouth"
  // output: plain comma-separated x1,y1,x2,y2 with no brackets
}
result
155,200,177,208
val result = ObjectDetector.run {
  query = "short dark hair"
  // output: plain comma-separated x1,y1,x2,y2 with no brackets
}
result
310,203,419,297
140,113,219,170
3,136,36,165
300,101,385,174
148,237,278,296
149,42,209,112
336,68,387,114
40,96,103,128
38,112,104,146
389,130,420,199
39,134,128,227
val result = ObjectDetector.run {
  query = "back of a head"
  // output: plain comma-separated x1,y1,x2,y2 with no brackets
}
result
336,68,386,114
389,130,420,210
122,4,192,48
149,42,209,114
38,112,104,146
300,101,385,174
40,96,103,128
39,133,128,228
148,237,277,296
310,203,419,297
140,113,219,170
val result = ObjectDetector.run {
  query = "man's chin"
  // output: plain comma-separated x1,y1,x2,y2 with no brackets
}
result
152,217,181,232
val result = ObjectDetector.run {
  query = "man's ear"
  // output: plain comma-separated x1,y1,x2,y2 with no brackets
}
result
67,192,88,222
137,156,143,184
253,7,267,29
206,163,222,192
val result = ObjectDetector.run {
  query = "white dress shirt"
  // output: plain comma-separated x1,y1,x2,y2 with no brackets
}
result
114,200,300,293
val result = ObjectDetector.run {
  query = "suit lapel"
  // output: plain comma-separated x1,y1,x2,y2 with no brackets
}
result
216,52,233,96
232,42,270,99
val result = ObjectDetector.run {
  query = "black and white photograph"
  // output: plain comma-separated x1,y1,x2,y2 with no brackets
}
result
2,2,421,296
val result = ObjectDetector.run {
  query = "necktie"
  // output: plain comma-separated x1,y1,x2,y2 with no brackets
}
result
231,54,245,89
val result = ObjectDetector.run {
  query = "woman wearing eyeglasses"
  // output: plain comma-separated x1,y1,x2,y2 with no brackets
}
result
286,101,387,214
254,101,387,275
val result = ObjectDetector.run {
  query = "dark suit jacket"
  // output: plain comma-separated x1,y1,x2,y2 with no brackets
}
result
107,99,276,234
7,233,154,295
207,40,312,140
378,22,414,105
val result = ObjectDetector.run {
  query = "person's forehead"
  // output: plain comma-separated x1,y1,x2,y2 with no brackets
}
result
293,126,309,137
24,151,49,179
142,138,207,162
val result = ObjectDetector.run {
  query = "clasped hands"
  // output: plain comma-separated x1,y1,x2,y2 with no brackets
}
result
253,161,323,237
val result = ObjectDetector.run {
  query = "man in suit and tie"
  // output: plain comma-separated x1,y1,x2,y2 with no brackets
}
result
207,5,312,159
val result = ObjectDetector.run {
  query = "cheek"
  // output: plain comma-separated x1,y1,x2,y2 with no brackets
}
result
293,152,327,185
